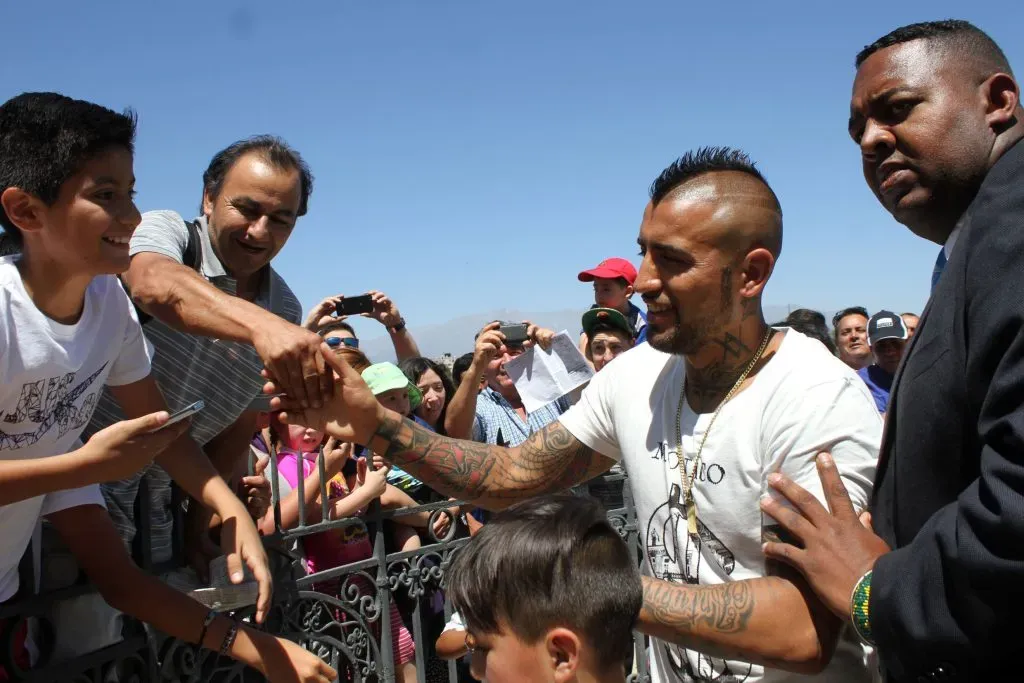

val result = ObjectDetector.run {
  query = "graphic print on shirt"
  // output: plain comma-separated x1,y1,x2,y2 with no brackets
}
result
646,479,752,683
0,364,106,450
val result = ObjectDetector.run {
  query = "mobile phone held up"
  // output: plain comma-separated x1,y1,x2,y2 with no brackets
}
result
153,400,204,432
336,294,374,317
498,322,529,347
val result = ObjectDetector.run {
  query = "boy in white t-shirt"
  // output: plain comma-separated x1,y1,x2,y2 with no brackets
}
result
0,92,335,682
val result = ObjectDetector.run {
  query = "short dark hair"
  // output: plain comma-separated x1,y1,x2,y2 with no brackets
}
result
783,309,837,355
452,352,474,388
317,319,356,338
447,495,642,674
399,357,456,436
649,146,781,214
0,92,137,247
832,306,869,338
201,135,313,216
855,20,1012,77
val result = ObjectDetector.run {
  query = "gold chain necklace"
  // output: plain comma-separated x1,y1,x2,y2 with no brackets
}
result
676,327,773,535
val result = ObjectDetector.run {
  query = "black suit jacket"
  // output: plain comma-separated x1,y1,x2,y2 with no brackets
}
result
872,138,1024,682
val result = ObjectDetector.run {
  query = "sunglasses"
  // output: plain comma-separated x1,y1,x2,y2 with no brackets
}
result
324,336,359,349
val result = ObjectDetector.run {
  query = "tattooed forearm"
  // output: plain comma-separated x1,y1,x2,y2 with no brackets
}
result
638,574,839,671
373,416,607,508
642,577,755,635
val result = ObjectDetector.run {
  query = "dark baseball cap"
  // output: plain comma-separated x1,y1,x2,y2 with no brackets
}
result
582,307,634,339
867,310,909,346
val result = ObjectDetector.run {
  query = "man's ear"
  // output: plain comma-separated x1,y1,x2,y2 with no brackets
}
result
1,187,46,235
982,71,1020,133
623,284,635,299
740,247,775,298
545,627,581,683
202,187,216,218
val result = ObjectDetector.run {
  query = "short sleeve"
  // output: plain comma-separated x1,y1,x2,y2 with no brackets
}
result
442,611,465,633
129,210,190,263
558,361,622,462
106,286,153,387
471,414,485,443
762,377,881,517
41,483,105,517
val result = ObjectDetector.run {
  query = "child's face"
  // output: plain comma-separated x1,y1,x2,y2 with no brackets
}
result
592,278,632,311
16,146,141,276
466,625,582,683
283,423,324,452
376,388,411,416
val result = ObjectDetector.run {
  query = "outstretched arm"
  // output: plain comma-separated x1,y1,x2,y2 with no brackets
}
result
267,344,613,510
369,414,612,511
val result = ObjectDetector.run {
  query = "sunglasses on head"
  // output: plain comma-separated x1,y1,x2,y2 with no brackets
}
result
325,336,359,349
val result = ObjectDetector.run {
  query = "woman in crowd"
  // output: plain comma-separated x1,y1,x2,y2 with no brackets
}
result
399,358,456,436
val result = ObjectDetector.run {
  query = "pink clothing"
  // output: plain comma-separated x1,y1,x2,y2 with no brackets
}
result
275,448,415,666
276,448,373,573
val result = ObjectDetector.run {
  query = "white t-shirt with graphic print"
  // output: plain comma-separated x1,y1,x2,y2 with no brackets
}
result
0,258,152,602
559,329,881,683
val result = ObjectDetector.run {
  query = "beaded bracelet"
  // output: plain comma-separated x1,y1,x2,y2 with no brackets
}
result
219,621,240,656
197,610,217,649
850,570,875,645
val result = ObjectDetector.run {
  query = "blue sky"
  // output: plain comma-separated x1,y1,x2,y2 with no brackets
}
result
4,1,1022,337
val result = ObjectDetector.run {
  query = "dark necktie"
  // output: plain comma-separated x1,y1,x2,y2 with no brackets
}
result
931,248,947,291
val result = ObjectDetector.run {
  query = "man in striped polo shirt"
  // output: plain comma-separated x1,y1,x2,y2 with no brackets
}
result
84,136,324,580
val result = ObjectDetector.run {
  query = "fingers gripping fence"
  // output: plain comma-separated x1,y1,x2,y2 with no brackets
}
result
0,454,651,682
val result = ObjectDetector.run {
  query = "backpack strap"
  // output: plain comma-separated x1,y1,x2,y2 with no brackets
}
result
128,218,202,326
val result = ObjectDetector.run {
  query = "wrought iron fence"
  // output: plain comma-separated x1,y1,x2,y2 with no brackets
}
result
0,452,652,682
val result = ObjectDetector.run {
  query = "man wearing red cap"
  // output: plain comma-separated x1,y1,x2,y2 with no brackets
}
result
578,257,648,353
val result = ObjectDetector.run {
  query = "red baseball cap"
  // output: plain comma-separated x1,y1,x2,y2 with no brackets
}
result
577,257,638,285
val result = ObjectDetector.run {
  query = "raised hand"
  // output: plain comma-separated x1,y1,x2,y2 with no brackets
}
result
252,322,333,410
302,294,344,331
525,321,557,351
264,344,387,446
364,290,404,329
241,455,271,521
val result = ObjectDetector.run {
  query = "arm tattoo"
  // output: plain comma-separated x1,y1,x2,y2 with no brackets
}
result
643,578,755,635
373,414,603,506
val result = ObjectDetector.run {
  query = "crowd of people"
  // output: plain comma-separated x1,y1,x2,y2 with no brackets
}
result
0,16,1021,683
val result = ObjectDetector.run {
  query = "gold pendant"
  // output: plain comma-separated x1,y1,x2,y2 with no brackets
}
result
687,500,698,535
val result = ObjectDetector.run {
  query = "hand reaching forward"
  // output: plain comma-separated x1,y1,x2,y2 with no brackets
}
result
263,343,387,446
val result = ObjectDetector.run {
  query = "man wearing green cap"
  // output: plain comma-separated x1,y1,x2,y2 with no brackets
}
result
582,307,637,373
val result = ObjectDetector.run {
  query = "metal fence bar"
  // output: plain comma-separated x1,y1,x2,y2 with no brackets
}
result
1,469,650,682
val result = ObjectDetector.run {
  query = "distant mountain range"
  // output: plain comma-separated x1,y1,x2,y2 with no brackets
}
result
359,304,825,362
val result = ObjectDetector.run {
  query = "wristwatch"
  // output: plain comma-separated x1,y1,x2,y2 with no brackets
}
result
389,318,407,334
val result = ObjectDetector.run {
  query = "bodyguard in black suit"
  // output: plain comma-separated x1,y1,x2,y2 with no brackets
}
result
759,20,1024,682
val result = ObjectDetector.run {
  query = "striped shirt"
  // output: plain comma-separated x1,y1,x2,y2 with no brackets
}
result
84,210,301,563
471,387,568,447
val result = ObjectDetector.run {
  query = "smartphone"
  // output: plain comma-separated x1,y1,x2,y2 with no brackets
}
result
154,400,204,431
498,322,529,347
336,294,374,316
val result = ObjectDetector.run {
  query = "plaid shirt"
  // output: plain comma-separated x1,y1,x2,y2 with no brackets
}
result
472,387,569,446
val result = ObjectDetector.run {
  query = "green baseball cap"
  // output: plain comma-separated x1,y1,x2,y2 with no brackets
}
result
582,307,634,339
361,362,422,411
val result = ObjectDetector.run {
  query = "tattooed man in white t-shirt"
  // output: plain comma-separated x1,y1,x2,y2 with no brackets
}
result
271,147,882,683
